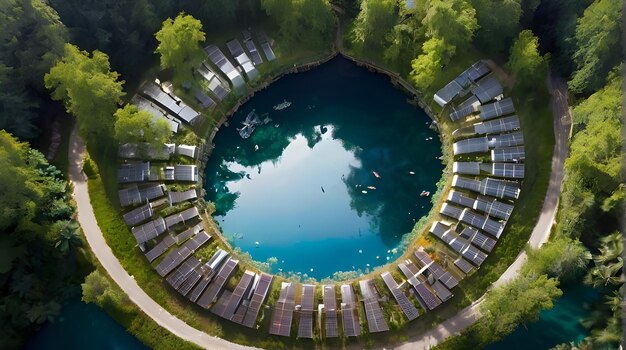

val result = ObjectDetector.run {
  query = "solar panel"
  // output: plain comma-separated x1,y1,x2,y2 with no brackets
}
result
174,165,198,182
242,273,273,328
479,97,515,120
297,284,315,338
194,90,215,109
197,64,230,101
381,272,419,321
447,190,476,209
461,243,488,266
174,223,202,244
197,257,238,308
454,257,474,274
123,203,153,226
269,282,296,336
141,83,200,124
144,234,175,262
212,270,255,320
132,217,166,244
474,195,514,221
459,226,497,253
155,232,211,277
449,103,478,122
256,32,276,61
204,44,246,89
483,163,525,179
440,202,463,219
459,208,505,238
340,284,360,337
487,131,524,149
429,221,450,240
473,115,521,135
465,61,490,82
244,38,263,65
452,175,481,193
359,280,389,333
491,146,525,162
434,80,464,107
453,162,481,175
168,189,198,205
413,250,459,290
226,39,245,57
166,257,201,289
132,95,180,133
472,76,503,103
481,177,521,200
431,280,453,301
164,207,199,228
178,261,210,296
398,261,442,310
322,285,338,338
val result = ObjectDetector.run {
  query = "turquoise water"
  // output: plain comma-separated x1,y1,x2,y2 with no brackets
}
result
26,301,147,350
204,56,443,279
486,284,598,349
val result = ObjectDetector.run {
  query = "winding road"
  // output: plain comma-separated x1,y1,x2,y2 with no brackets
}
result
69,71,571,349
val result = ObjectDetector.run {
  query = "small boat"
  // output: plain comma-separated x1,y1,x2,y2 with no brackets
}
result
361,190,368,194
420,190,430,197
372,171,381,178
273,100,292,110
367,186,376,190
409,171,415,175
254,144,259,151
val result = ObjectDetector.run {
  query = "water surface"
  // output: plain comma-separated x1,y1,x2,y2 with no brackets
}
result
204,56,443,279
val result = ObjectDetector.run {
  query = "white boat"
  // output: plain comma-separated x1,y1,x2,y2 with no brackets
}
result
273,100,292,110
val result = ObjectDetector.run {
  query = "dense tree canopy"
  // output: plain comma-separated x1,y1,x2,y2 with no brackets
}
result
422,0,478,49
261,0,335,47
44,44,125,140
506,30,549,88
114,104,170,147
409,38,455,91
523,237,590,283
0,131,84,349
155,12,205,83
0,64,38,139
471,0,522,54
351,0,397,49
568,0,621,94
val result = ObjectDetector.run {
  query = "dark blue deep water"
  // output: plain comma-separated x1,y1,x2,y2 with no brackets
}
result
26,301,147,350
204,56,443,279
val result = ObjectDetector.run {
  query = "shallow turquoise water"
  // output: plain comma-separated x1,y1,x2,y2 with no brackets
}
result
26,301,148,350
486,284,598,349
204,56,443,279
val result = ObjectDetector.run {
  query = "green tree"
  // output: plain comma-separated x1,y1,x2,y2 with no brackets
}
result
82,269,114,304
422,0,478,49
0,64,39,139
506,30,549,88
154,12,205,83
471,0,522,54
409,37,455,92
261,0,335,47
480,274,562,342
568,0,621,94
44,44,125,141
523,237,591,283
351,0,397,49
114,104,170,147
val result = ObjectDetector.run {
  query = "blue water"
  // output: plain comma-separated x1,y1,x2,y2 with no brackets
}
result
486,284,598,349
204,56,443,279
26,301,147,350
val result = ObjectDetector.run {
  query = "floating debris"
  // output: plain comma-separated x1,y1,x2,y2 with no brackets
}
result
273,99,292,110
372,171,381,178
254,144,259,151
310,268,314,272
366,263,370,267
409,171,415,175
255,241,260,246
386,257,390,261
359,249,363,254
391,248,398,254
367,186,376,190
420,190,431,197
361,190,368,194
321,186,325,193
376,255,380,259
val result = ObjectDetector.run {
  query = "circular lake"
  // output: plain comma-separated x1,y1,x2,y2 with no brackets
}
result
204,56,443,279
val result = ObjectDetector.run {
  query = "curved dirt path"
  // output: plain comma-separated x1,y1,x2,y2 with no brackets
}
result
387,72,572,349
68,128,257,350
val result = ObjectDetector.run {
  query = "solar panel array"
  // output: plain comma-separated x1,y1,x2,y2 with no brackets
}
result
226,39,259,81
398,261,442,311
491,146,525,162
459,209,505,238
197,64,230,101
193,90,215,108
359,279,389,333
448,190,476,209
452,175,481,193
164,207,199,228
474,195,514,220
155,232,211,277
132,217,166,244
242,273,273,328
381,272,419,321
429,222,487,266
123,203,153,226
297,284,315,338
453,137,489,155
166,256,201,289
244,37,263,65
178,261,208,296
459,226,497,253
413,250,459,290
174,223,202,244
269,282,296,336
471,76,503,104
434,80,464,107
454,257,474,274
168,189,198,205
212,270,255,320
431,280,453,301
487,131,524,148
482,177,520,199
340,284,360,337
197,257,238,308
483,163,525,179
479,97,515,120
440,203,463,220
144,234,175,262
174,165,198,182
449,103,478,122
473,115,521,135
117,162,150,183
141,83,200,124
204,45,245,89
434,61,490,107
256,32,276,61
453,162,481,175
132,95,179,133
322,285,338,338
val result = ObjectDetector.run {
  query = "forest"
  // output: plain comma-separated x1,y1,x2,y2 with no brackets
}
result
0,0,622,349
